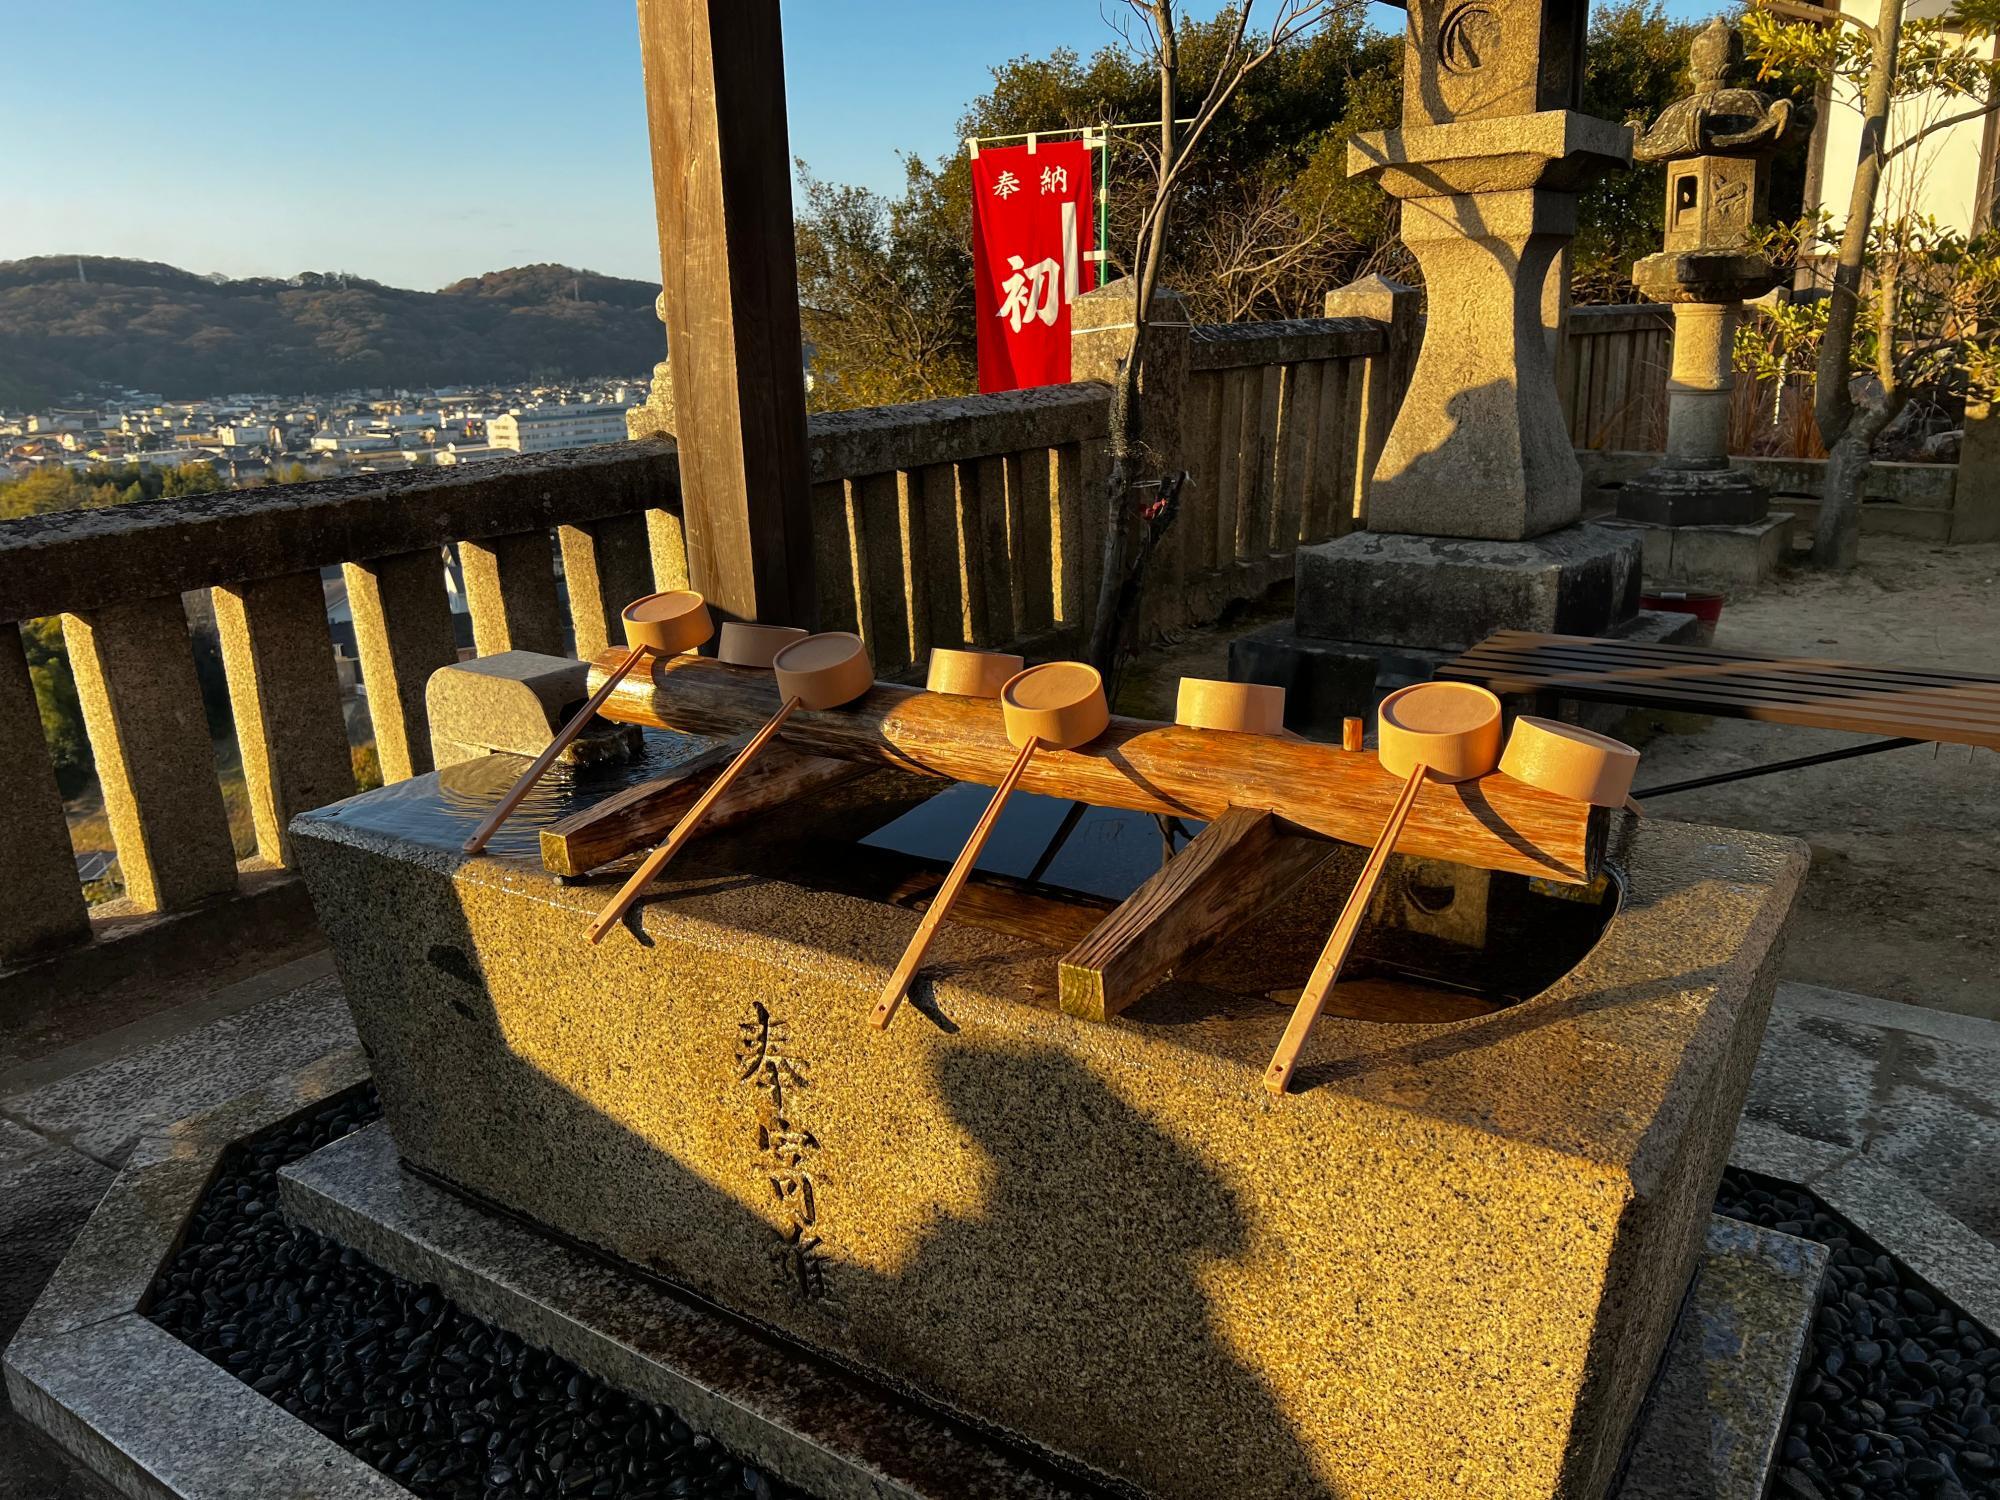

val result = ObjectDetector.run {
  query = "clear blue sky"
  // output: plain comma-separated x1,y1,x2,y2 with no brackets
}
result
0,0,1708,292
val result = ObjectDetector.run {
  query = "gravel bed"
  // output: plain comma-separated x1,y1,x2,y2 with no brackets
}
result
1718,1167,2000,1500
145,1087,802,1500
138,1091,1998,1500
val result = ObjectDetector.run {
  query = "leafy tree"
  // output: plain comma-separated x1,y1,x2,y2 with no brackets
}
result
793,0,1711,409
0,460,225,520
795,159,976,409
1745,0,2000,566
1572,0,1708,302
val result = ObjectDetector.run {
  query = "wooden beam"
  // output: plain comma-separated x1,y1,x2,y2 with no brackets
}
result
587,650,1606,883
1058,808,1334,1022
637,0,815,627
539,738,866,876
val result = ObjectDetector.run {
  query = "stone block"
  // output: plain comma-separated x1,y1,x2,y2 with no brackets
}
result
6,1314,407,1500
294,774,1807,1500
1598,514,1793,588
0,1123,111,1346
1225,626,1380,733
1294,523,1642,651
425,650,587,768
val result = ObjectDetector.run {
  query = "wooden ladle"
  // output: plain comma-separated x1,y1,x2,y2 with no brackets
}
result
1264,680,1503,1095
585,631,873,944
1500,717,1645,816
462,589,712,855
870,659,1108,1030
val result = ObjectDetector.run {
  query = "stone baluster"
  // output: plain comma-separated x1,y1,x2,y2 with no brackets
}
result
558,515,655,656
343,550,460,783
971,454,1018,645
213,572,356,867
459,532,565,657
0,623,91,963
62,596,239,912
646,508,692,592
917,463,976,650
1014,449,1057,638
851,470,927,676
1325,275,1420,529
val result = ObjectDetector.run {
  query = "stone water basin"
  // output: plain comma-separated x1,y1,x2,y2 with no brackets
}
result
294,730,1807,1500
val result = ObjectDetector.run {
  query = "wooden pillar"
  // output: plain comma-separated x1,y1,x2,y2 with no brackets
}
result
637,0,816,628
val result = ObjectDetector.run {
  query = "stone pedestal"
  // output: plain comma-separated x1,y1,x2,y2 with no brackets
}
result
1597,512,1795,588
1618,267,1775,531
1349,113,1631,541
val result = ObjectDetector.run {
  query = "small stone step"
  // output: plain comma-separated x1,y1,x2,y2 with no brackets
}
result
1614,1215,1828,1499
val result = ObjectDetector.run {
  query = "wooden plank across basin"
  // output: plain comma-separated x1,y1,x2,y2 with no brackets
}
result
587,649,1605,883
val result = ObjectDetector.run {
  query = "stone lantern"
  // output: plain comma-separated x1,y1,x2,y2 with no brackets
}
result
1613,19,1813,557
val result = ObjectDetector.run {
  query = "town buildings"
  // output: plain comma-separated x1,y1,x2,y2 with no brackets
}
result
1,379,651,484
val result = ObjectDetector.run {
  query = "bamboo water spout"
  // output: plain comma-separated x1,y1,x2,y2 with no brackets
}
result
582,649,1607,885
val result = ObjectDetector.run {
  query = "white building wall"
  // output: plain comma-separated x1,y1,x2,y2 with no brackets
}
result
1814,0,1995,236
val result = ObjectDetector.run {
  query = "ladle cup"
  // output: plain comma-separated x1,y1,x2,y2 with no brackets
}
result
718,621,808,669
1174,678,1286,736
585,631,873,944
1500,716,1645,815
1265,680,1502,1095
926,647,1026,698
462,590,713,855
870,660,1108,1030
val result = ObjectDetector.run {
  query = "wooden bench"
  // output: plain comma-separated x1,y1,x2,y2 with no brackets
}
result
1436,630,2000,796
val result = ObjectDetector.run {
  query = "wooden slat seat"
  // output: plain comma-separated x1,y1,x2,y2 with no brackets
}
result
1436,631,2000,751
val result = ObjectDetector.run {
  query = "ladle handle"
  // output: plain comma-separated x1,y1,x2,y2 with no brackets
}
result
870,736,1037,1031
585,696,799,945
463,643,650,856
1264,762,1430,1096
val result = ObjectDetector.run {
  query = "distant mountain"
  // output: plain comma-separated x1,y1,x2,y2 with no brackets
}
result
0,257,664,407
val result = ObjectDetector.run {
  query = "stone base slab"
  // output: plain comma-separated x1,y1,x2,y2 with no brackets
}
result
281,1122,1096,1500
4,1048,382,1500
1293,524,1642,653
1615,464,1771,529
1598,513,1795,589
284,1123,1824,1500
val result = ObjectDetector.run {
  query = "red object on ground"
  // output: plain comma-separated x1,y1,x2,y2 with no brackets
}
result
971,141,1095,393
1641,589,1726,626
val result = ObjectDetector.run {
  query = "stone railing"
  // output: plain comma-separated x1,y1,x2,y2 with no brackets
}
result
0,287,1421,988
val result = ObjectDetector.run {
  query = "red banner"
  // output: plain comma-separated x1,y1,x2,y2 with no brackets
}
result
971,141,1096,392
